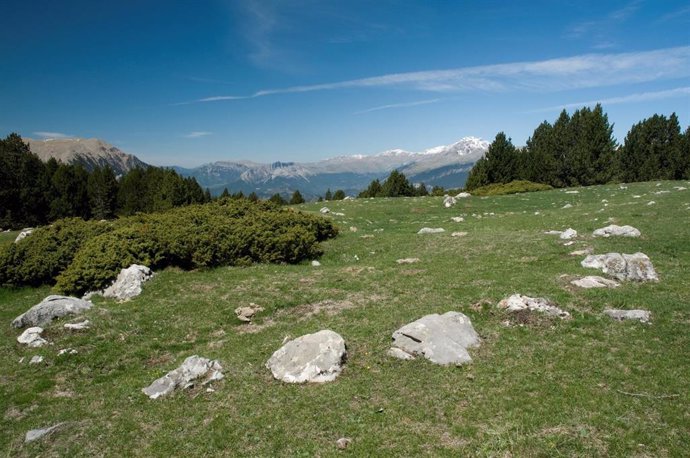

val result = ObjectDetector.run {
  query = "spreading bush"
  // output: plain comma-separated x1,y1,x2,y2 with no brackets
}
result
0,199,338,295
470,180,552,196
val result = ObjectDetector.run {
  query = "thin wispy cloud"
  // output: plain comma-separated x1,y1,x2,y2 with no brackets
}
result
656,5,690,23
355,98,442,114
183,131,213,138
527,86,690,113
182,46,690,104
566,0,642,45
33,131,72,139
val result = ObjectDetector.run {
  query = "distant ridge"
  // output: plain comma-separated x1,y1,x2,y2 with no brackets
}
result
174,136,489,198
25,137,149,175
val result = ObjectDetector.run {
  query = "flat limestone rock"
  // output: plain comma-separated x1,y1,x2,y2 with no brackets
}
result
455,192,471,198
396,258,420,264
390,311,480,366
14,228,33,243
64,320,90,330
592,224,641,238
604,309,651,323
266,330,346,383
320,207,330,214
25,423,65,443
417,227,445,234
571,276,620,289
560,228,577,240
103,264,153,301
17,327,48,347
581,252,658,282
451,216,465,222
451,232,468,237
142,355,224,399
498,294,570,319
235,303,264,322
12,295,93,328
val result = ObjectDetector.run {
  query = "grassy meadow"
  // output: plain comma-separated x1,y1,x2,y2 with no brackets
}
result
1,181,689,456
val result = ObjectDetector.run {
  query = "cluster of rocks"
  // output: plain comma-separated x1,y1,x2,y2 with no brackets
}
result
498,294,571,319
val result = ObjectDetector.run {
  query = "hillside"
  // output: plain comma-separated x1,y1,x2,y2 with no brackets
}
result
175,137,489,197
25,138,149,175
1,181,689,455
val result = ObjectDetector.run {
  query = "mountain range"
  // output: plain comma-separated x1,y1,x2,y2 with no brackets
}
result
25,136,489,198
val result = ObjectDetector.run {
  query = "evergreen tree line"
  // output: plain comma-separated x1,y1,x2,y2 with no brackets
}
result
466,106,690,190
358,170,444,198
0,134,210,229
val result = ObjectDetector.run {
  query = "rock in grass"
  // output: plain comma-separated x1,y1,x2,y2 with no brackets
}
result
235,303,264,322
498,294,570,319
142,355,224,399
389,312,480,366
17,327,48,347
559,228,577,240
29,355,44,364
14,228,33,243
12,295,93,328
455,192,471,198
451,232,468,237
396,258,420,264
320,207,331,214
581,252,658,282
25,423,65,443
592,224,641,238
451,216,465,222
311,260,321,267
571,276,620,289
417,227,445,234
443,195,456,208
604,309,651,323
102,264,153,301
64,320,90,330
336,437,352,450
266,330,346,383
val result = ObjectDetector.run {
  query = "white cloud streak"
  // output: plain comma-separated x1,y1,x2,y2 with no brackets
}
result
527,86,690,113
355,98,442,114
184,131,213,138
184,46,690,104
33,131,72,139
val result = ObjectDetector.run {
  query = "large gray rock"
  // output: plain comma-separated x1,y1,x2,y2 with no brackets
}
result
389,312,480,366
498,294,570,319
560,228,577,240
571,276,620,289
25,423,65,443
604,308,651,323
592,224,641,238
17,327,48,347
581,252,658,282
12,296,93,328
443,195,456,208
142,355,224,399
103,264,153,301
266,330,347,383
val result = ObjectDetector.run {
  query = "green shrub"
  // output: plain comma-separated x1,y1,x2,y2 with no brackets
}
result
0,218,114,286
0,199,339,295
471,180,552,196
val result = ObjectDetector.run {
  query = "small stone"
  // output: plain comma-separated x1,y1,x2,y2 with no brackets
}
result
396,258,420,264
592,225,641,238
451,232,468,237
562,203,573,209
58,348,78,356
311,260,321,267
563,241,575,246
451,216,464,222
349,226,358,232
455,192,471,198
17,327,48,347
569,248,592,256
336,437,352,450
29,355,44,365
64,320,90,330
25,423,65,443
417,227,445,234
320,207,330,214
560,228,577,240
604,309,651,323
571,276,620,289
234,303,264,323
647,201,655,206
387,347,415,360
498,294,570,319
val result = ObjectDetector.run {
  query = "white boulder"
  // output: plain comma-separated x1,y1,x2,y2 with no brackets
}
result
592,225,641,238
571,276,620,289
103,265,153,301
14,228,34,243
142,355,224,399
417,227,445,234
17,327,48,347
266,330,346,383
389,312,480,366
604,309,651,323
12,296,93,328
498,294,570,319
581,252,658,282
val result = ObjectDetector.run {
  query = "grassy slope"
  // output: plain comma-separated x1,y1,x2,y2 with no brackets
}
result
0,231,18,250
1,181,689,456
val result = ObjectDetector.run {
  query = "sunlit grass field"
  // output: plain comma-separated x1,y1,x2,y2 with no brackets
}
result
1,181,689,456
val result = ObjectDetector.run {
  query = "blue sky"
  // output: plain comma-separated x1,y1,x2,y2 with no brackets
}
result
1,0,689,166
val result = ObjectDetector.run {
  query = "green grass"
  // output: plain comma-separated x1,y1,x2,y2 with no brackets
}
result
0,231,18,250
1,181,689,456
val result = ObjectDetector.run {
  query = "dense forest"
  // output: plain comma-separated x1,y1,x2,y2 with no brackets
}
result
0,134,210,229
465,106,690,190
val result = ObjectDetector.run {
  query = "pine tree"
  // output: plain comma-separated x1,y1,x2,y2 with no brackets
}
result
289,190,305,204
87,166,118,219
358,179,382,198
324,189,333,200
269,193,287,205
333,189,346,200
484,132,518,184
381,170,414,197
416,183,429,196
220,188,230,198
465,157,489,190
248,192,259,202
